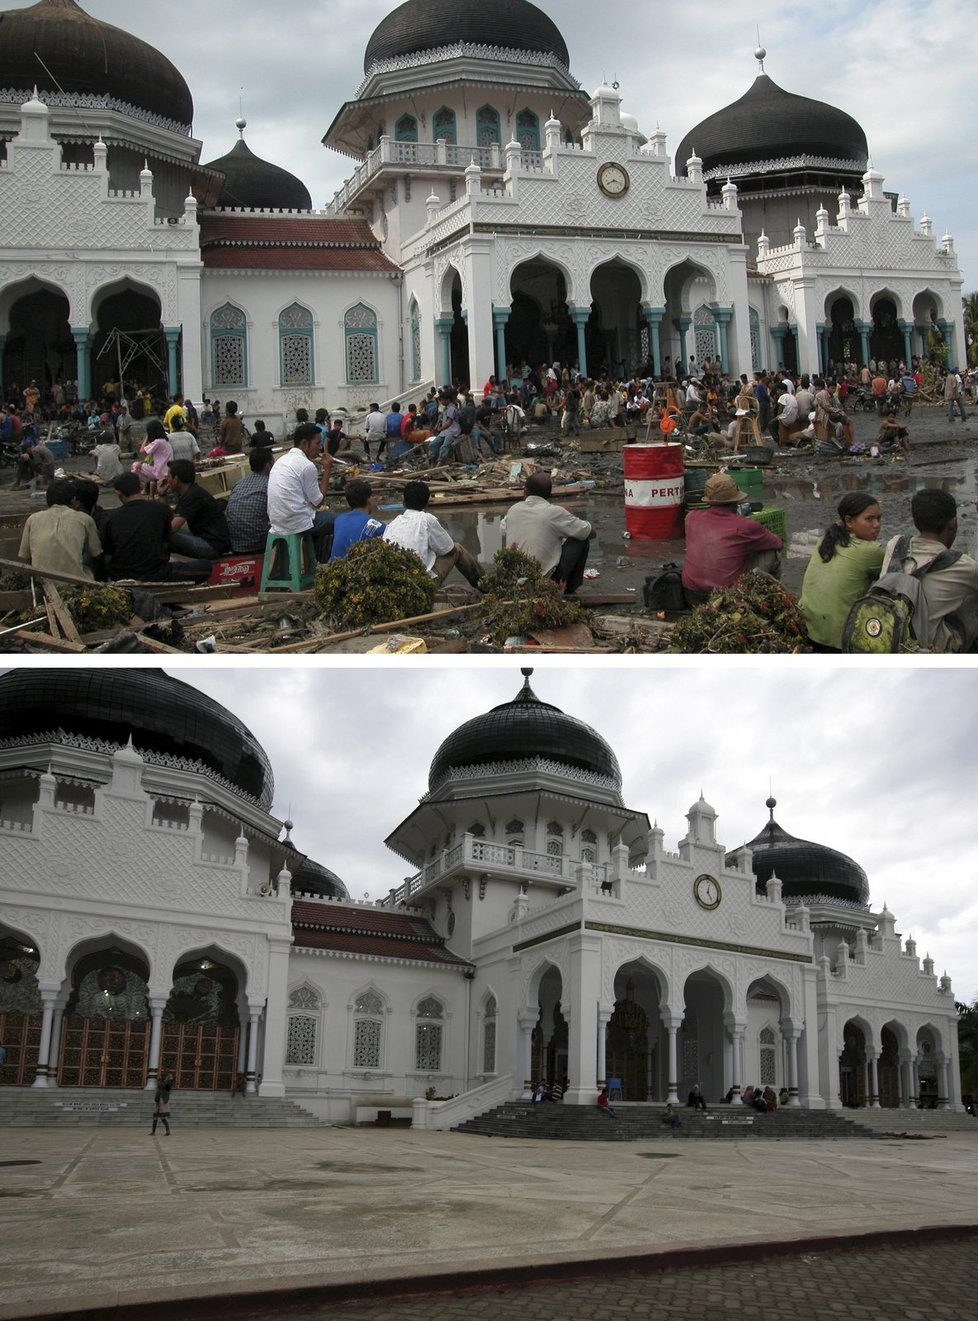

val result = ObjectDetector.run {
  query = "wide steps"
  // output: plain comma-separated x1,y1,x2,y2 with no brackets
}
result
454,1102,879,1142
836,1107,976,1133
0,1088,325,1127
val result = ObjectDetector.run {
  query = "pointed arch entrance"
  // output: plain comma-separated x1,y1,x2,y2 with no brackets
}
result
607,961,663,1100
159,949,242,1092
826,294,858,370
869,292,902,368
530,965,566,1085
91,281,167,401
58,941,152,1087
1,281,75,401
0,931,42,1087
508,260,575,371
680,969,728,1102
589,260,644,378
840,1019,868,1107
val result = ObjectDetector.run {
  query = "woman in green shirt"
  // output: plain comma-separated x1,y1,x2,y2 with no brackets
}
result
800,493,885,651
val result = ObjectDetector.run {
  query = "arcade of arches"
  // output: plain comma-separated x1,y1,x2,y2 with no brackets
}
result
522,957,951,1108
0,280,177,405
0,934,260,1093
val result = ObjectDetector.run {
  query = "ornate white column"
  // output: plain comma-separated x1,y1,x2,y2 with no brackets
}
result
911,1054,920,1107
258,935,291,1098
662,1011,682,1105
785,1027,803,1108
867,1053,881,1108
899,1049,915,1108
246,1007,262,1095
31,988,59,1089
144,995,167,1090
517,1012,535,1098
724,1013,746,1104
936,1054,950,1110
596,1007,611,1085
45,1000,67,1087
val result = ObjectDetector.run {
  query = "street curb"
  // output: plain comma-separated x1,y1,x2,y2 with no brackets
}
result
9,1221,978,1321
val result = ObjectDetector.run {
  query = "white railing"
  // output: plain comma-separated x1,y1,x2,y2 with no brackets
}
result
327,137,505,213
387,834,608,904
411,1074,515,1130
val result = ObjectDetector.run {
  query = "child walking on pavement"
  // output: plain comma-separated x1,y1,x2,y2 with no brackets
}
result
151,1072,174,1136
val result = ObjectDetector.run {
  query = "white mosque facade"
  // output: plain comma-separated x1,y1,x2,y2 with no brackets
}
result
0,0,966,439
0,670,963,1123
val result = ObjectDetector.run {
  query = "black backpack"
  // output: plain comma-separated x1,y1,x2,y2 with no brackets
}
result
842,535,962,653
643,563,687,612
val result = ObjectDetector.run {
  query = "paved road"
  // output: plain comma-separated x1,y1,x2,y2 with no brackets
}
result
273,1235,978,1321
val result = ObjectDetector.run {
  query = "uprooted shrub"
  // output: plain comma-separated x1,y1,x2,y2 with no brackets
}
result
313,538,436,630
477,545,584,644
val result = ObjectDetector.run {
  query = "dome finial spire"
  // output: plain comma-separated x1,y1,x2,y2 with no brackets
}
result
755,26,766,72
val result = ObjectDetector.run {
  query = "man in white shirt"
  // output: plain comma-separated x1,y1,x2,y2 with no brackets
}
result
362,402,388,460
774,387,802,444
383,480,484,589
880,488,978,651
266,422,335,557
502,471,595,594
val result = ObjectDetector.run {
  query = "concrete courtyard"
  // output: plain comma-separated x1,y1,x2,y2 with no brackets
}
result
1,1125,976,1319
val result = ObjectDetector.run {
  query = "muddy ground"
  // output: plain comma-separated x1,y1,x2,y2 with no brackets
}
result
1,400,975,653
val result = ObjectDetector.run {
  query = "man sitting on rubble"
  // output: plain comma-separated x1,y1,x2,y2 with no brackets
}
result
101,473,211,583
879,489,978,651
383,480,484,590
163,460,232,561
681,473,784,606
18,476,102,581
502,471,595,595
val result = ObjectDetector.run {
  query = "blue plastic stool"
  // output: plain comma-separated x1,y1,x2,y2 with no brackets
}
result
607,1077,624,1102
259,531,317,593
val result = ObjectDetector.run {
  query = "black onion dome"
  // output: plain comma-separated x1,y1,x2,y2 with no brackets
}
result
428,671,621,791
0,669,273,808
676,73,868,178
364,0,570,73
290,856,349,900
0,0,194,128
732,801,869,905
203,136,312,211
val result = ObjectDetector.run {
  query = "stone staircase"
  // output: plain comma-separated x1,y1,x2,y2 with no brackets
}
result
836,1107,978,1135
454,1102,879,1142
0,1087,325,1128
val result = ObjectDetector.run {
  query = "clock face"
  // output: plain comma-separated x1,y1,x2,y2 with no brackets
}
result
694,874,721,910
598,163,629,198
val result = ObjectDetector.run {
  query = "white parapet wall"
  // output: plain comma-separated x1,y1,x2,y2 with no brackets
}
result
411,1074,515,1131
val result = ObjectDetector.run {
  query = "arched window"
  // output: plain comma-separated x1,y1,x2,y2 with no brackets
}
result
409,299,421,382
506,818,524,848
345,304,379,384
476,105,501,148
279,303,314,386
482,993,497,1073
759,1026,777,1086
516,109,541,153
286,986,321,1066
468,822,485,838
581,828,597,865
749,307,761,372
210,303,247,388
353,988,384,1069
415,996,444,1071
433,107,457,145
395,114,418,143
546,820,563,867
694,305,718,367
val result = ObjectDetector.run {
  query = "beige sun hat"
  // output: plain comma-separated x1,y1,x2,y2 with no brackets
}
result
703,472,748,505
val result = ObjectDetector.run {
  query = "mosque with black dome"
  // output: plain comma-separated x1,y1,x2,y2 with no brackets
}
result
0,0,965,431
0,667,962,1119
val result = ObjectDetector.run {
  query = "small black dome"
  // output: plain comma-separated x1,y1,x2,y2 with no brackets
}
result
364,0,570,73
203,136,312,212
732,803,869,906
428,672,621,790
0,669,274,809
291,856,349,900
676,72,868,179
0,0,194,129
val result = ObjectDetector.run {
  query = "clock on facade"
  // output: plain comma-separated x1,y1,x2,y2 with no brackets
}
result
693,874,722,910
597,162,629,198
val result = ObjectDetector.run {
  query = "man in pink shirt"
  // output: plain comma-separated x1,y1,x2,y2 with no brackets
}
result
681,473,783,606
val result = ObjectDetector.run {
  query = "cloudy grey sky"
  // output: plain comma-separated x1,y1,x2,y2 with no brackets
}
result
19,0,978,289
127,660,978,1006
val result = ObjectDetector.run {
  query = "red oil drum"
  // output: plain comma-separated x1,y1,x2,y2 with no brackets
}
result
623,443,685,539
